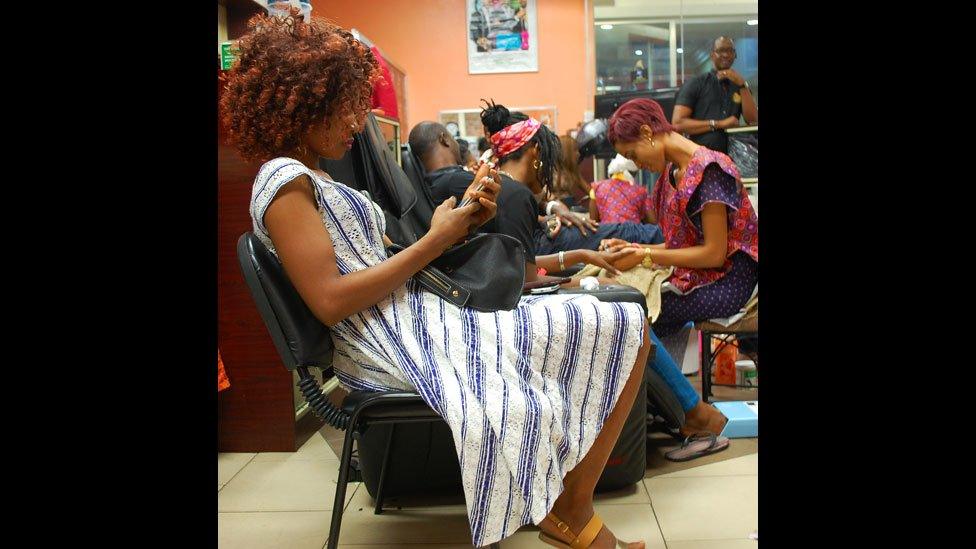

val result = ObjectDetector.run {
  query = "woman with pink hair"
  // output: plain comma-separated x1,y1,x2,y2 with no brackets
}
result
605,97,758,340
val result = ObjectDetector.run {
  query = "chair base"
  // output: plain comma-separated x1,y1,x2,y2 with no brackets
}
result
699,329,758,403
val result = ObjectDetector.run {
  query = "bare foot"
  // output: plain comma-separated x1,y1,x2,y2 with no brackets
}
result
680,401,727,438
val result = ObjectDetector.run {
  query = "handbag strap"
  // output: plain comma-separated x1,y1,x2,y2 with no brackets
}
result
386,245,471,308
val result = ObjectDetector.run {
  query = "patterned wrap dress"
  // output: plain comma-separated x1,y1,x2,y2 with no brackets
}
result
650,147,759,337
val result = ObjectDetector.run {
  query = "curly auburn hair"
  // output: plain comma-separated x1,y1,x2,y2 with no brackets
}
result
219,9,380,161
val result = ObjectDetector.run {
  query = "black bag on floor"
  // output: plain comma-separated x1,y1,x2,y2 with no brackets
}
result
355,374,648,499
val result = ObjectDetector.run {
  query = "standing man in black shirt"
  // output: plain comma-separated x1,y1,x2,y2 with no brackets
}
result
672,36,758,154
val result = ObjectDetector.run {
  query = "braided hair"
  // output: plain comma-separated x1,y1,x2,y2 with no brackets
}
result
480,99,562,194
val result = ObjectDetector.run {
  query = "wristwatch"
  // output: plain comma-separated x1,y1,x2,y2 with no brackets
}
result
709,119,717,131
641,248,653,268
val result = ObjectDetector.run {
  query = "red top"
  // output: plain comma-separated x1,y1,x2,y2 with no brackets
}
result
591,177,653,224
370,46,398,119
653,147,759,293
218,350,230,392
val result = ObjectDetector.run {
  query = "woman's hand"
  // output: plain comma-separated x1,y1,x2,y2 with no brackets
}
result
610,247,654,272
427,197,481,251
550,200,598,236
558,211,599,236
578,249,630,276
461,162,502,227
599,238,639,253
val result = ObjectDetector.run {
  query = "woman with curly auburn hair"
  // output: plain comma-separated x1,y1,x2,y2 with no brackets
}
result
221,10,648,549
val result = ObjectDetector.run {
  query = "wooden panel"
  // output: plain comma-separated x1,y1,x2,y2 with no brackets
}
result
385,59,407,125
224,0,265,40
217,69,323,452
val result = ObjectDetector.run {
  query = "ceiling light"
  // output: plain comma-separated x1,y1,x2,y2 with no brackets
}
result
600,24,614,30
676,47,684,53
746,19,758,25
635,50,643,56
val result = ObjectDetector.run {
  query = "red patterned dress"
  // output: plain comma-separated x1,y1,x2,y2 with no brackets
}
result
591,177,654,224
651,147,759,336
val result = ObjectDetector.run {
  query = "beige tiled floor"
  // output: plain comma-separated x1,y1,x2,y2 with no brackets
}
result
219,430,757,548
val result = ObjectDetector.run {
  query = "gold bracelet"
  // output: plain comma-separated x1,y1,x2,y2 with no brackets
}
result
641,247,653,268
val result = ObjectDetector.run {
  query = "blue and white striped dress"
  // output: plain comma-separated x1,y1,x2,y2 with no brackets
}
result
251,158,645,547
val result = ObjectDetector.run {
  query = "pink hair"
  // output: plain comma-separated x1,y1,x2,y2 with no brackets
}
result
607,98,674,144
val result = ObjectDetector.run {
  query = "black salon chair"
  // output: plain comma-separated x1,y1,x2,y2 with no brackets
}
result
398,143,435,235
239,231,668,548
238,232,449,549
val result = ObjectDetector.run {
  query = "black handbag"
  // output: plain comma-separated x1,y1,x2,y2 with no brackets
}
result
388,233,526,312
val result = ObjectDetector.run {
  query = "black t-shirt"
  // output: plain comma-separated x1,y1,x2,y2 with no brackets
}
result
675,70,745,154
427,166,539,262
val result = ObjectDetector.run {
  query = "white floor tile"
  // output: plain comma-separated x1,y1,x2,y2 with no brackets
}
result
218,452,255,490
252,433,340,462
219,458,355,512
218,511,331,549
666,539,758,549
655,454,758,479
336,485,472,545
645,475,757,541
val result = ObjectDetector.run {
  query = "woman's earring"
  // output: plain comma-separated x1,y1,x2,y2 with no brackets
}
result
533,159,543,171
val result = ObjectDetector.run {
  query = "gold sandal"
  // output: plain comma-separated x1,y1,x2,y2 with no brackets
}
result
538,511,633,548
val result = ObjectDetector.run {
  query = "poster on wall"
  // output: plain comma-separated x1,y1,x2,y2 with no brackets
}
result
467,0,538,74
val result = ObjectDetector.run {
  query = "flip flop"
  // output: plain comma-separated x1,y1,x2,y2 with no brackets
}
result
664,432,730,462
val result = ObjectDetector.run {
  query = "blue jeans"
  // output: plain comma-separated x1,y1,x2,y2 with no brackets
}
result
648,328,700,412
535,222,664,255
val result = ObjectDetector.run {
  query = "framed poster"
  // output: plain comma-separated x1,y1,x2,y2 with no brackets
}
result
467,0,538,74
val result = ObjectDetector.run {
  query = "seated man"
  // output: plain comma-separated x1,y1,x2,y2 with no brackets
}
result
456,136,478,171
408,121,663,269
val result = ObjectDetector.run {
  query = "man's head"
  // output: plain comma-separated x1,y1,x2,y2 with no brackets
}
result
710,36,736,71
408,121,462,171
456,137,477,169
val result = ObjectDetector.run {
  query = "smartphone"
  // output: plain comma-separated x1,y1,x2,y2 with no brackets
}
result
529,285,561,295
458,151,497,209
477,149,494,166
